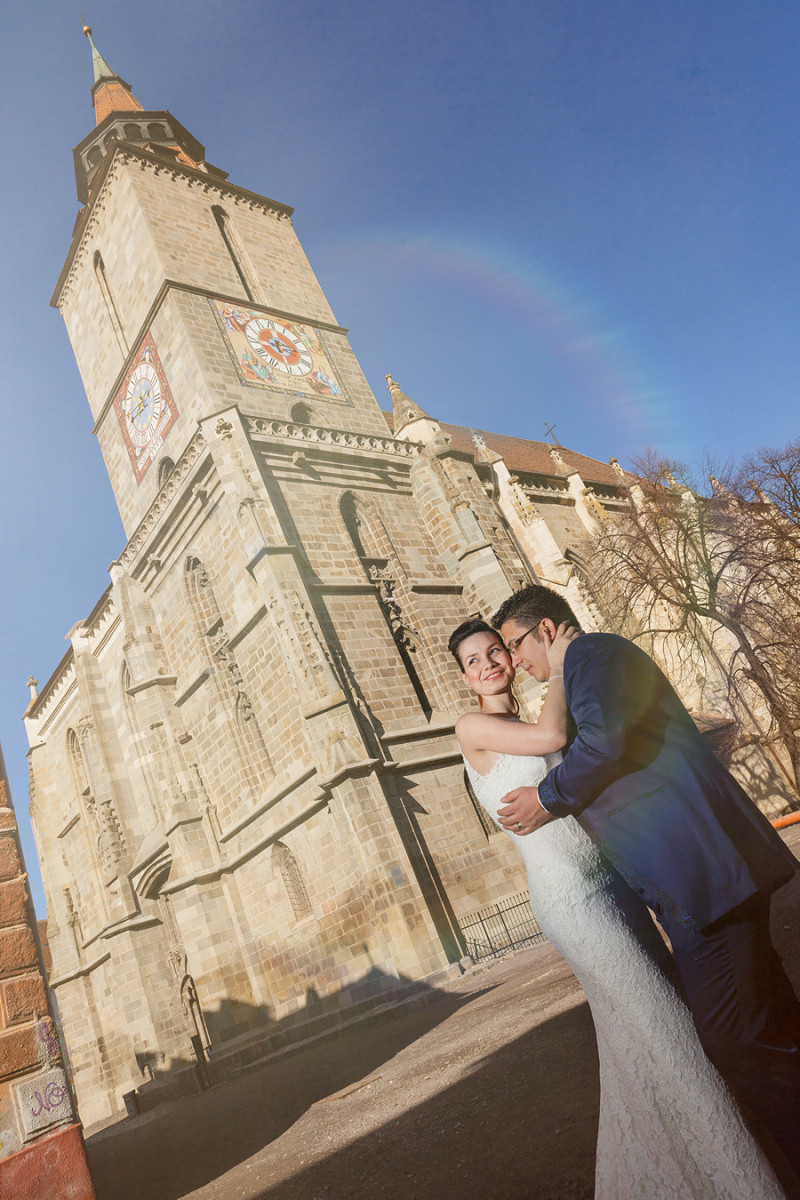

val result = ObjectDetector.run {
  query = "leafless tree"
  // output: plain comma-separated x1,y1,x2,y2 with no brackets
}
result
582,447,800,794
738,438,800,525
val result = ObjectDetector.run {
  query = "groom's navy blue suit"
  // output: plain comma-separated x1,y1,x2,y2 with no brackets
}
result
537,632,800,1173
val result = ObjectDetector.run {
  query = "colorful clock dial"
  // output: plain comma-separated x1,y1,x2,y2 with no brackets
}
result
210,299,351,407
245,319,313,376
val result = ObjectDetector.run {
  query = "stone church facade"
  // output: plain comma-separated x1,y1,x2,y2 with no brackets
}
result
25,33,792,1125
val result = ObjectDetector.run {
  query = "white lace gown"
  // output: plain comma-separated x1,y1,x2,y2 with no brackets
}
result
465,751,786,1200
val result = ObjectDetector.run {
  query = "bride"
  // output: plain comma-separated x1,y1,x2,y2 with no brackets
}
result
449,616,786,1200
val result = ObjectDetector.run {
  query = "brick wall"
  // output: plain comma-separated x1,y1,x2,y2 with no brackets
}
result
0,743,95,1198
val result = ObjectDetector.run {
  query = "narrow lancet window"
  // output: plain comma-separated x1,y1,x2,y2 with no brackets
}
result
93,250,129,355
212,205,260,303
276,842,312,920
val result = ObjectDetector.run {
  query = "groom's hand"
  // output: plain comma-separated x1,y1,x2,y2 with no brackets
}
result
497,787,554,836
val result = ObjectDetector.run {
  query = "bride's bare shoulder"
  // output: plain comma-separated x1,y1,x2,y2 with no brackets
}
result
455,711,481,726
455,711,486,744
455,711,478,732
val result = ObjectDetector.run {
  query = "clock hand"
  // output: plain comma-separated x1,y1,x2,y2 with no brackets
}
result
132,393,150,420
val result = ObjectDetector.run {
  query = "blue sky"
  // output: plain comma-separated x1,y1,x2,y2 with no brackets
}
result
2,0,799,912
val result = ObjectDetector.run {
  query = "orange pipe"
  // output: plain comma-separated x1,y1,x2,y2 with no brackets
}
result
771,810,800,829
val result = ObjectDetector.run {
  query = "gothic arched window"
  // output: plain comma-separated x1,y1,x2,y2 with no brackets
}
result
67,728,90,799
184,556,272,790
234,690,272,780
275,842,312,920
65,729,111,922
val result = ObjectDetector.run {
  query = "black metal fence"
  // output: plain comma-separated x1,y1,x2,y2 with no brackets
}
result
460,892,546,961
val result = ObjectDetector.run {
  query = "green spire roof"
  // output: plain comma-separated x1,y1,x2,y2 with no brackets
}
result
82,23,127,87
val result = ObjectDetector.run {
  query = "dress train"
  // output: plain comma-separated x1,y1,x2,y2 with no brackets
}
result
465,751,785,1199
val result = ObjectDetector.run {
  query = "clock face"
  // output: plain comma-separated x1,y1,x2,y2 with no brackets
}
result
113,333,179,484
124,363,163,447
245,319,313,376
209,299,351,407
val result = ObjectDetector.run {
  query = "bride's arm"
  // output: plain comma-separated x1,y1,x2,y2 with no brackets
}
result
456,677,568,757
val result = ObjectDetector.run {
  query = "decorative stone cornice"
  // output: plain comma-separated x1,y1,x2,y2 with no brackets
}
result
247,417,419,459
26,649,76,726
83,589,115,644
520,477,571,498
53,144,293,309
114,429,209,569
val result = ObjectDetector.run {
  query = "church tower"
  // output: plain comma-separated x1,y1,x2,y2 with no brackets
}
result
28,30,545,1124
57,26,399,537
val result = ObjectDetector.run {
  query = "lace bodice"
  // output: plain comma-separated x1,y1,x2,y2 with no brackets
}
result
463,750,559,823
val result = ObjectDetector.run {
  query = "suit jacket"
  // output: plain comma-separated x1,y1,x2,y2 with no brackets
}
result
537,633,797,930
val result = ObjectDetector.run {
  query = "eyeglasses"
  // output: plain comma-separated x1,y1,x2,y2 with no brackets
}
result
505,623,542,655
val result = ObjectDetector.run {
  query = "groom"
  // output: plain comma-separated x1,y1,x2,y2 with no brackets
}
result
493,584,800,1175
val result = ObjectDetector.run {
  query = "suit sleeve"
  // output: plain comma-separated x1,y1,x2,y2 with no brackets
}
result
537,635,666,818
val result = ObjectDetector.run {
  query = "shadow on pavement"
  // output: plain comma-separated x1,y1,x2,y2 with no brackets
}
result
86,980,499,1200
86,837,800,1200
251,1001,599,1200
242,882,800,1200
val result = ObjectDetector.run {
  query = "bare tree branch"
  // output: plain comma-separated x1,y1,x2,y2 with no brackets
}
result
580,448,800,794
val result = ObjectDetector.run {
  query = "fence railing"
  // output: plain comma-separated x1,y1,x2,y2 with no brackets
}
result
460,891,546,961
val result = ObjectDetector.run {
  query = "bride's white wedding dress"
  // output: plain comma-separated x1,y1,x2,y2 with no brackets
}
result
465,750,786,1200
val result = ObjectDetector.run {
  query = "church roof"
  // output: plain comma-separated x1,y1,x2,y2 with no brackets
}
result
93,79,146,124
381,412,625,489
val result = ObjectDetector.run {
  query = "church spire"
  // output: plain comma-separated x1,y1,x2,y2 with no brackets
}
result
83,23,117,86
82,23,145,124
70,26,226,205
385,375,434,434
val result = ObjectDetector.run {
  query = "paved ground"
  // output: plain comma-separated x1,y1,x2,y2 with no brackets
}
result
84,826,800,1200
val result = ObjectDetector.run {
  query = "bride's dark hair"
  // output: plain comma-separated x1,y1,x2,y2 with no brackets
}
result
448,617,499,667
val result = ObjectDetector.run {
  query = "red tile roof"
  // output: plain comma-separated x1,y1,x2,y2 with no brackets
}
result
381,412,625,488
94,81,145,125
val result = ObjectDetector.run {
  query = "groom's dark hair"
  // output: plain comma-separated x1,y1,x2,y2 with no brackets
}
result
493,585,579,632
